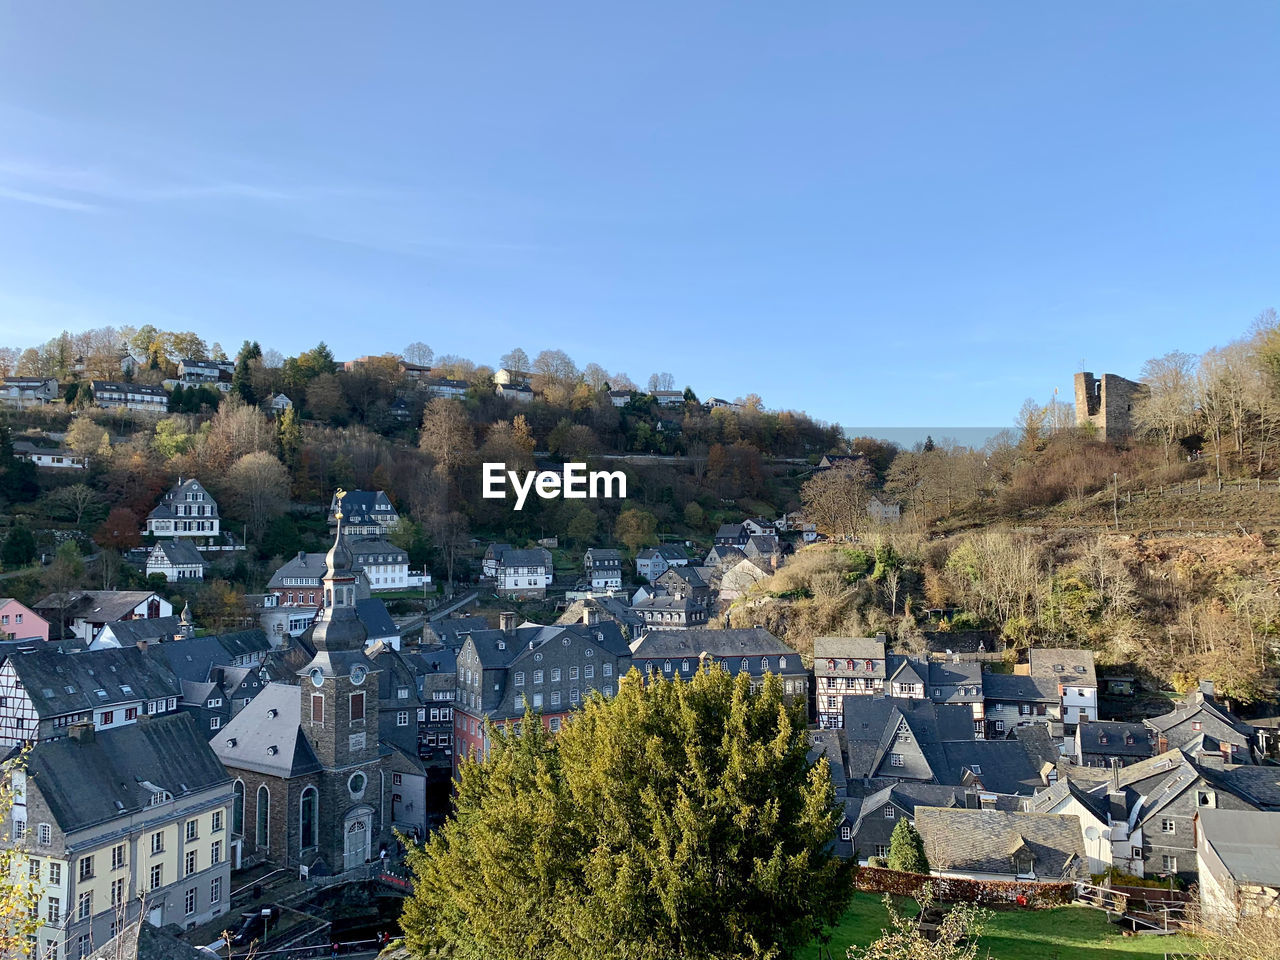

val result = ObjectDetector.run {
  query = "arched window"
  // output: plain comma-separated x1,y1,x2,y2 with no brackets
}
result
681,659,689,672
779,657,787,669
325,589,332,608
299,786,318,851
256,785,270,848
760,657,769,671
740,658,749,671
827,659,836,670
232,780,245,836
663,660,671,673
846,659,854,671
865,660,873,671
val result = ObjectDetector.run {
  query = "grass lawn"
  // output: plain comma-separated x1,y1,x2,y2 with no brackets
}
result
803,893,1201,960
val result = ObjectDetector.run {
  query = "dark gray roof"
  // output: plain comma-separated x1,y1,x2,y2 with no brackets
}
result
1146,688,1254,737
915,807,1088,879
638,545,689,562
886,656,927,688
211,682,321,778
814,637,886,663
1199,810,1280,884
1076,720,1153,758
1209,766,1280,809
26,712,229,833
328,489,397,525
424,615,492,647
584,548,622,565
212,628,271,659
630,628,800,666
348,538,409,564
149,539,207,567
143,632,270,683
356,598,398,639
938,740,1048,795
982,673,1059,702
6,646,180,717
705,545,746,566
98,616,185,646
842,697,976,779
715,523,745,539
498,548,552,569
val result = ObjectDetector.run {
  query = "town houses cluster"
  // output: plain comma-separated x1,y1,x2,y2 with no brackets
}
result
0,427,1274,951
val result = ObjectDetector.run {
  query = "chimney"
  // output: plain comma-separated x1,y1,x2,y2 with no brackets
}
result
499,612,516,634
136,639,149,654
1108,789,1126,825
1157,735,1169,753
1198,679,1215,700
69,722,94,745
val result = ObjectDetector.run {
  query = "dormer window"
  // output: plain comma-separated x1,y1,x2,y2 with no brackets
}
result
1015,853,1033,876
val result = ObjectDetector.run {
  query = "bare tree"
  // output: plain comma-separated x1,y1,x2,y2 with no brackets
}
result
404,341,434,367
225,451,291,542
1133,350,1197,463
500,347,530,373
800,460,874,540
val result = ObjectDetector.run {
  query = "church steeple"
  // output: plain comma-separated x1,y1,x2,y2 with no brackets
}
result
311,489,367,653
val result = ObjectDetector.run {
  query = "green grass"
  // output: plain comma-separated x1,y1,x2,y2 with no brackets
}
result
803,893,1201,960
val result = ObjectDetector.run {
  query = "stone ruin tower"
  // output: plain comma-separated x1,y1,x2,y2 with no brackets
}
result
1073,372,1146,441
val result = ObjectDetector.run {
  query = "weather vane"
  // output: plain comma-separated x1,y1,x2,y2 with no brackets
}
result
334,487,346,521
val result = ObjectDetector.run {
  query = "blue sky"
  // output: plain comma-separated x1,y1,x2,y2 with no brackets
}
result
0,3,1276,430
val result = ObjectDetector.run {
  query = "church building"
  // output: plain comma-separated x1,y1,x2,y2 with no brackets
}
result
213,500,398,874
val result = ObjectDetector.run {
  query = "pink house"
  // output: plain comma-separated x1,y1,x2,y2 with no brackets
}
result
0,599,49,643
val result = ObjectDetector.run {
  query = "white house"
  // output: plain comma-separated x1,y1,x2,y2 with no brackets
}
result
584,548,623,592
267,393,293,414
496,548,554,599
328,490,399,536
145,538,208,582
867,496,901,523
1197,810,1280,927
635,545,690,582
11,441,87,470
608,390,632,407
88,380,168,413
146,477,220,538
1029,648,1098,727
177,357,233,385
495,383,534,403
32,591,172,643
348,538,411,591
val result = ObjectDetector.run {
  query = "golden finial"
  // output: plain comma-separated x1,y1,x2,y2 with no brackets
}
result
334,488,346,522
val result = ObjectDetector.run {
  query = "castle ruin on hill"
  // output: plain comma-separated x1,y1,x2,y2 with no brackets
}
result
1073,371,1146,441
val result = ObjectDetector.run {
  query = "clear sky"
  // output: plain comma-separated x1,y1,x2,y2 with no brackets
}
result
0,3,1275,430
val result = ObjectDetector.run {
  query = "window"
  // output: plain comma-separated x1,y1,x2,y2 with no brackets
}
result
534,670,543,685
532,693,543,708
602,662,612,677
185,850,197,877
184,887,196,916
256,785,270,847
210,877,222,905
186,820,199,842
233,781,245,836
27,859,38,880
111,878,124,906
397,711,409,727
681,660,689,673
78,855,93,882
101,710,113,725
890,754,904,767
47,897,60,924
210,716,221,730
1162,855,1177,873
77,892,91,921
350,692,365,721
840,825,852,841
49,862,61,884
551,668,561,682
515,694,525,710
584,664,594,679
300,786,318,850
37,823,50,846
210,841,222,865
884,807,895,819
514,672,525,687
875,845,890,859
1161,819,1175,834
149,864,162,890
212,811,223,833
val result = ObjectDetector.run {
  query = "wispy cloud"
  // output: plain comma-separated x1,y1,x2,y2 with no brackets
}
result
0,185,101,213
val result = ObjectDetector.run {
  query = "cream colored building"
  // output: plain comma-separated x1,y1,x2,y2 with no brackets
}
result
10,714,232,960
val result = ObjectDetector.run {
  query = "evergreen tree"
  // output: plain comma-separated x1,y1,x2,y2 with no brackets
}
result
886,817,930,875
233,339,262,405
0,423,37,505
1,523,36,569
402,665,853,960
169,382,185,413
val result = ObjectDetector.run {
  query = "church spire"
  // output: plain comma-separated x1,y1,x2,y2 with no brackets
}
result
311,488,366,653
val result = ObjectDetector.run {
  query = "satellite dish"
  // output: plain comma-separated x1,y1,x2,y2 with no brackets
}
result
1084,826,1100,841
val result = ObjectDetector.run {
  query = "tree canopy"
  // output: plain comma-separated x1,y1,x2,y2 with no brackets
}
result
402,665,852,960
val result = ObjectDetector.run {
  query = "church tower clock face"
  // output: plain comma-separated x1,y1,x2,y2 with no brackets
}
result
349,665,368,685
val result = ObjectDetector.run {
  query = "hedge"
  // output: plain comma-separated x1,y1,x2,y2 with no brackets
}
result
855,866,1076,908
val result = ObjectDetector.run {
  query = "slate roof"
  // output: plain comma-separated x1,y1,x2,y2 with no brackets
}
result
584,548,623,566
814,637,887,663
211,682,322,778
1199,810,1280,885
983,673,1060,702
149,539,207,567
147,478,219,521
328,489,397,525
143,632,271,683
842,697,976,779
98,616,186,646
632,595,701,614
1077,720,1153,758
808,729,848,797
34,591,162,624
424,615,492,647
927,661,984,703
1027,777,1113,823
6,646,180,716
348,539,409,564
1146,687,1254,737
1209,765,1280,810
555,597,646,632
704,545,746,567
915,807,1088,879
1029,648,1097,687
938,740,1048,795
886,656,927,688
715,523,746,540
25,712,229,834
355,598,397,640
498,548,552,569
637,545,689,562
630,628,801,667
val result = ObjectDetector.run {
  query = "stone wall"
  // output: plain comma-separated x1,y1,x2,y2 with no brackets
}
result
1073,372,1146,440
